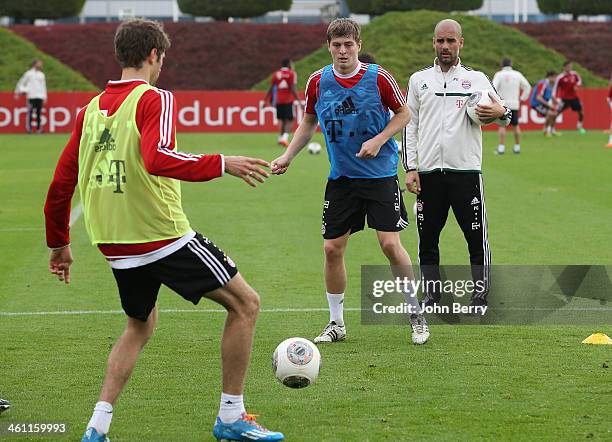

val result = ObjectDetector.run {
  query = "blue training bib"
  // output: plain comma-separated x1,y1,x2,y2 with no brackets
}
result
314,64,398,180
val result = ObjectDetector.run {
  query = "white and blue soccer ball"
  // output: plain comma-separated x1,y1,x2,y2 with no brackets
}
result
273,337,321,388
465,89,497,126
307,142,322,155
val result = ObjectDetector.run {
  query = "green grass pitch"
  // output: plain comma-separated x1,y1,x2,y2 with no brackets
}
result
0,130,611,441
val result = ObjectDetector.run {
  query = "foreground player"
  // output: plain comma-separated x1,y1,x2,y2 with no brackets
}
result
530,70,560,136
44,19,283,442
271,19,429,345
264,59,299,147
553,61,585,134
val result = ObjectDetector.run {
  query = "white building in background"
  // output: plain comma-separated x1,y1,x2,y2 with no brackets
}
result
14,0,610,24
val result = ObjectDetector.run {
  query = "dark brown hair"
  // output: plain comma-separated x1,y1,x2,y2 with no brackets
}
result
114,18,171,69
326,18,361,43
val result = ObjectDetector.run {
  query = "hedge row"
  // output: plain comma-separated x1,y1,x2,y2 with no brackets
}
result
10,22,327,91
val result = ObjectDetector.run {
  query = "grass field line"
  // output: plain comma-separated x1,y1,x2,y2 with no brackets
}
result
1,306,611,317
69,202,82,227
0,203,82,233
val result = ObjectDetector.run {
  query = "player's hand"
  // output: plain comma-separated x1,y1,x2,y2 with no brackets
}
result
49,246,74,284
476,92,505,120
405,171,421,195
356,138,383,159
224,156,270,187
271,155,291,175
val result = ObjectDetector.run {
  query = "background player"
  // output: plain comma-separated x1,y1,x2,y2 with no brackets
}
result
493,58,531,154
530,70,560,136
264,59,299,147
271,18,429,345
14,59,47,133
553,60,585,134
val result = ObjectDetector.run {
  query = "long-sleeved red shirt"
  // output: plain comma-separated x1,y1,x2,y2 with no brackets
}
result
44,79,224,258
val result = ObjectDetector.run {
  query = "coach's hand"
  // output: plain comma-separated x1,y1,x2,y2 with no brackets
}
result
476,92,506,120
225,156,270,187
49,245,74,284
356,138,383,159
271,155,291,175
406,171,421,195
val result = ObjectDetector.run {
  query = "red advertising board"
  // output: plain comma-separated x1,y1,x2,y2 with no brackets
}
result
0,89,609,134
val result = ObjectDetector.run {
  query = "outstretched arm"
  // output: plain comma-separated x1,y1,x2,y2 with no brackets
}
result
271,113,318,174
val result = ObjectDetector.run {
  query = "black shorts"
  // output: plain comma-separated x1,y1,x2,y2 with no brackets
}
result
532,103,550,117
559,98,582,112
509,109,519,126
322,176,408,240
111,233,238,321
276,103,294,120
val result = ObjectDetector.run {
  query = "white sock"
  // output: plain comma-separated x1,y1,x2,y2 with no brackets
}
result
514,144,520,152
281,132,289,141
326,292,344,326
608,134,612,144
87,401,113,435
497,144,505,153
402,281,422,316
546,125,552,134
577,121,583,129
218,393,245,424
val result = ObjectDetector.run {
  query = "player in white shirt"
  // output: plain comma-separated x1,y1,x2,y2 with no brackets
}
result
492,58,531,154
15,59,47,133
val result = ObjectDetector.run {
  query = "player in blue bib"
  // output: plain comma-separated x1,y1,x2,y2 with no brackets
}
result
529,70,561,136
272,18,430,345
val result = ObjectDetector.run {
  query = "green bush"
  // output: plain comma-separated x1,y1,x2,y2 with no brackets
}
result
347,0,483,15
537,0,612,15
253,10,606,92
0,0,85,20
178,0,291,20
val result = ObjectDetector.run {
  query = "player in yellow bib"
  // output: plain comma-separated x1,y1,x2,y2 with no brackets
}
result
45,19,284,442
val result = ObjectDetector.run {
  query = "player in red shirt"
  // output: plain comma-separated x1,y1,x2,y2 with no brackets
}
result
272,19,429,346
553,60,585,134
264,59,299,147
44,18,283,442
607,73,612,147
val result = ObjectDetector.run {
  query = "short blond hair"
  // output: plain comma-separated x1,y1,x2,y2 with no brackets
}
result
327,18,361,43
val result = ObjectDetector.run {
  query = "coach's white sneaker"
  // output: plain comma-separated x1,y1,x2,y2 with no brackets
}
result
313,321,346,344
410,314,430,345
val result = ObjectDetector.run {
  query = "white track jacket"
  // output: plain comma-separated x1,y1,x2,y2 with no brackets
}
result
402,59,509,173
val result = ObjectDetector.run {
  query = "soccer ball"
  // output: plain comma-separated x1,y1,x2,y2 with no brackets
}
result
307,142,322,155
272,337,321,388
465,89,497,126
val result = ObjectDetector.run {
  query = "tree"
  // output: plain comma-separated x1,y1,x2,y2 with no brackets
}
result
347,0,483,15
178,0,291,20
537,0,612,20
0,0,86,20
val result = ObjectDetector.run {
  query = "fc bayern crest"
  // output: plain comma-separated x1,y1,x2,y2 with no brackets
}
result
462,80,472,89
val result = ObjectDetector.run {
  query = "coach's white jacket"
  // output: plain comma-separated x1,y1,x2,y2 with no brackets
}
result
402,58,509,173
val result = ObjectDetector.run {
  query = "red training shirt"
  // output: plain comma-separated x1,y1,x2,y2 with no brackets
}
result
271,67,297,105
553,70,582,100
